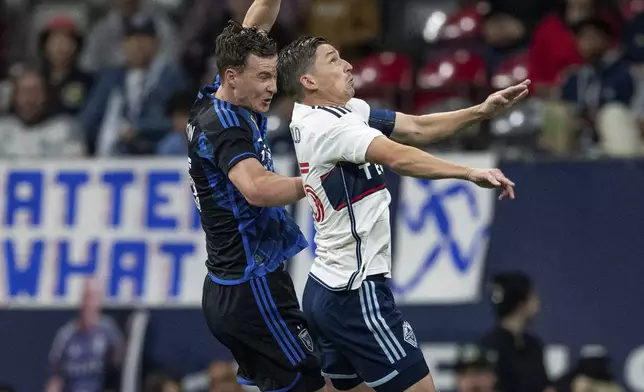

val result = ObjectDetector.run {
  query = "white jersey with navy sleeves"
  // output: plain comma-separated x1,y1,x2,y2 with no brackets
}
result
290,98,396,291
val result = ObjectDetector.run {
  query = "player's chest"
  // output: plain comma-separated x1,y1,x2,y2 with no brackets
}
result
239,110,274,172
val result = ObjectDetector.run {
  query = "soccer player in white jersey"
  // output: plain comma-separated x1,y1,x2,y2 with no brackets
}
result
277,37,529,392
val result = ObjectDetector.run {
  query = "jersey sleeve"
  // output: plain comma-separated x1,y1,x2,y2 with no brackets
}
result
347,98,396,137
201,124,259,175
314,113,384,164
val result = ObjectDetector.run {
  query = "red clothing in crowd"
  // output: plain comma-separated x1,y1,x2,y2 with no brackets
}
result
528,14,583,87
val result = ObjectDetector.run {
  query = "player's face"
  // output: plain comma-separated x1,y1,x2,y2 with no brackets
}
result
306,44,354,103
234,54,278,113
523,292,541,321
457,368,496,392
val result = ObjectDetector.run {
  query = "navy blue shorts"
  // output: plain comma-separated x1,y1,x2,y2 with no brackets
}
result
302,274,429,392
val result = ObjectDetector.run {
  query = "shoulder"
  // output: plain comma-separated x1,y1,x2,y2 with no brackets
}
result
193,98,251,136
346,98,371,119
52,320,79,346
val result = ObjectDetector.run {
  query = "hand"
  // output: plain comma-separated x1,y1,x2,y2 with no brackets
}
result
466,168,515,200
479,79,531,118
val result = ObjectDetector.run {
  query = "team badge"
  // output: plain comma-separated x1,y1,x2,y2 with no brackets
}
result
403,321,418,348
298,328,314,352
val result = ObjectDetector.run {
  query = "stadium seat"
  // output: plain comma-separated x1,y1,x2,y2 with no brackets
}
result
490,50,529,90
489,98,544,150
352,52,412,107
413,50,486,112
436,3,486,44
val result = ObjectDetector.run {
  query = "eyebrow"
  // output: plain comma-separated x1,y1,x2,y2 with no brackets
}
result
325,50,336,58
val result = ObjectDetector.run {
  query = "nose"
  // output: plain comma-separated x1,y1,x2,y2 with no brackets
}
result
345,60,353,72
267,77,277,94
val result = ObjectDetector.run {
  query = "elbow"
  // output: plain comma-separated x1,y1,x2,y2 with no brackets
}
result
243,189,268,207
388,157,412,175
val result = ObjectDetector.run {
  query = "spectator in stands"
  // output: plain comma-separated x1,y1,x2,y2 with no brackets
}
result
39,16,93,116
156,90,193,156
209,361,243,392
306,0,380,59
559,18,641,156
79,15,186,156
528,0,622,96
81,0,177,72
143,373,181,392
454,344,497,392
480,273,551,392
553,347,623,392
0,66,85,158
45,279,125,392
623,12,644,134
482,0,557,72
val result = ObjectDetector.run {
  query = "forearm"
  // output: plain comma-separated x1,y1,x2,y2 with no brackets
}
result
388,146,472,181
243,0,281,31
397,105,486,145
253,173,304,206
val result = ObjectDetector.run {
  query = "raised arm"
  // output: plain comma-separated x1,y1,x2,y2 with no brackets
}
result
314,113,516,200
243,0,282,32
366,136,515,200
390,79,531,146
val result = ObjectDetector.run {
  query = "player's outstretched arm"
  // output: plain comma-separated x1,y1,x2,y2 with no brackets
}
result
229,158,305,207
242,0,282,32
365,136,515,200
390,79,531,146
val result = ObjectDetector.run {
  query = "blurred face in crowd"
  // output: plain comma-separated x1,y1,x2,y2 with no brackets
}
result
79,280,104,330
160,381,180,392
209,362,243,392
113,0,142,16
456,367,496,392
13,71,47,123
172,109,190,132
124,34,158,69
302,44,355,104
521,291,541,321
227,54,278,113
566,0,595,24
577,27,610,63
45,30,78,69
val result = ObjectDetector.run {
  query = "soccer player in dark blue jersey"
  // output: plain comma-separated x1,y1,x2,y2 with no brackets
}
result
188,1,325,391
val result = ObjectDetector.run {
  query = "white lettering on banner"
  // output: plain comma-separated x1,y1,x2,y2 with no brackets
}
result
0,158,293,307
393,153,496,304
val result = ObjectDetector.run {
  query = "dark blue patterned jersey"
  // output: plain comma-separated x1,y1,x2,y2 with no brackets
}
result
187,78,308,284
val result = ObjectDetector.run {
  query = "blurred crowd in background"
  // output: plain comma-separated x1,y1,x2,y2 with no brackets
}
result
0,0,643,160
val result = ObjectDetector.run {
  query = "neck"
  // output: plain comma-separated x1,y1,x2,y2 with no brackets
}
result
214,84,241,106
500,314,526,337
49,66,71,84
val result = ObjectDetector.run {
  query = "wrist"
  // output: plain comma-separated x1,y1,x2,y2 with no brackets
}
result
471,103,488,121
464,167,475,182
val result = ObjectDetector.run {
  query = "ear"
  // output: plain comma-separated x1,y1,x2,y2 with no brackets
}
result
299,73,317,92
224,68,239,88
